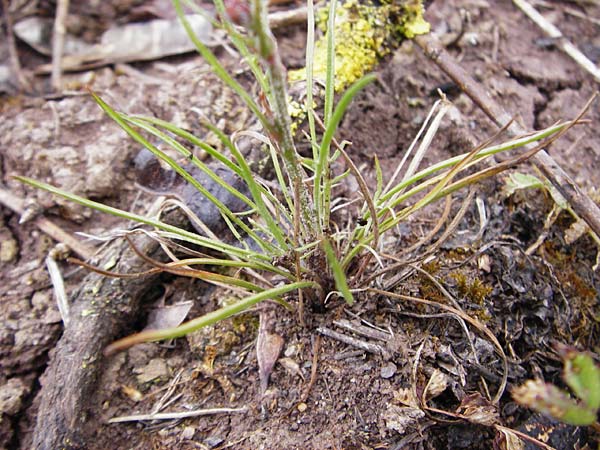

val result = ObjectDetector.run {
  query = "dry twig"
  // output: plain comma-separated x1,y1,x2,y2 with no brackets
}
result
1,0,31,91
108,406,248,423
0,187,95,260
51,0,70,91
414,33,600,237
317,326,387,357
512,0,600,83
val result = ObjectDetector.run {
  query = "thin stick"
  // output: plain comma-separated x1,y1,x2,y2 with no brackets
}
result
108,406,248,423
1,0,31,91
51,0,70,91
268,6,307,28
0,187,95,260
414,33,600,237
317,326,386,356
512,0,600,83
299,334,321,403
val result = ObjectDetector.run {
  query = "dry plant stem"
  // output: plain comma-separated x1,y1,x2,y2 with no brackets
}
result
512,0,600,83
494,424,557,450
333,319,391,341
0,186,95,259
108,406,248,423
268,5,307,28
317,326,386,356
51,0,70,91
1,0,31,91
293,180,305,325
397,194,453,257
299,334,321,403
564,7,600,27
414,34,600,237
32,235,162,449
424,189,476,256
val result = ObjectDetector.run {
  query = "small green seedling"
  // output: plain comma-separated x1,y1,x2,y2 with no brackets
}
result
512,344,600,426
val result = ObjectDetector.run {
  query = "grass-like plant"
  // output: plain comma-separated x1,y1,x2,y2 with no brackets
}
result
16,0,578,354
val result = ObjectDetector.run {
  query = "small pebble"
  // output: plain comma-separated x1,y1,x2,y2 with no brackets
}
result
134,358,169,384
205,436,224,448
380,362,397,379
297,402,307,413
0,238,18,263
181,426,196,440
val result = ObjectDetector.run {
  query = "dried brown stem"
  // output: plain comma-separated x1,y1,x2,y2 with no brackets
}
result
51,0,70,91
0,186,95,260
1,0,31,92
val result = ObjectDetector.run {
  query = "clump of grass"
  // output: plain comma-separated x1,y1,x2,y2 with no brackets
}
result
16,0,578,354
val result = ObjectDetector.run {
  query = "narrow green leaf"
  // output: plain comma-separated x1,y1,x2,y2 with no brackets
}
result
324,0,337,125
322,238,353,305
314,73,377,231
105,281,317,353
564,351,600,410
15,176,270,262
305,0,317,154
172,0,270,131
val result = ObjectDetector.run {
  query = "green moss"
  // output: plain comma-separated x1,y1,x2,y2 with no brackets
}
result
451,272,493,305
289,0,430,92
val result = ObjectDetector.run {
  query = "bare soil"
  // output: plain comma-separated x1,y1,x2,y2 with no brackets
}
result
1,1,599,449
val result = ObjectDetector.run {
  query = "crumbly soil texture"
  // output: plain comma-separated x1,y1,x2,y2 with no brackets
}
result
1,0,600,449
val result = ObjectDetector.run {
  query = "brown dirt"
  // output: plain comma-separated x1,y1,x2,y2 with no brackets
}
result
1,0,599,449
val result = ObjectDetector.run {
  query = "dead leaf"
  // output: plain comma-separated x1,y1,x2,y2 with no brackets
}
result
256,310,284,394
424,369,448,401
394,388,420,408
144,301,193,331
493,427,525,450
457,393,499,426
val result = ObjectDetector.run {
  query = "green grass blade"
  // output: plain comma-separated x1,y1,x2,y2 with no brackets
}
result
15,176,270,262
201,121,291,250
105,280,317,353
129,115,244,177
212,0,271,97
169,257,290,277
126,117,256,211
92,93,270,251
379,121,571,204
324,0,337,125
173,0,271,133
314,73,376,230
322,238,353,305
305,0,317,155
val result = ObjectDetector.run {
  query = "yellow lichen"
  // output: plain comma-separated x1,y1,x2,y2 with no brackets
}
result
288,0,430,93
